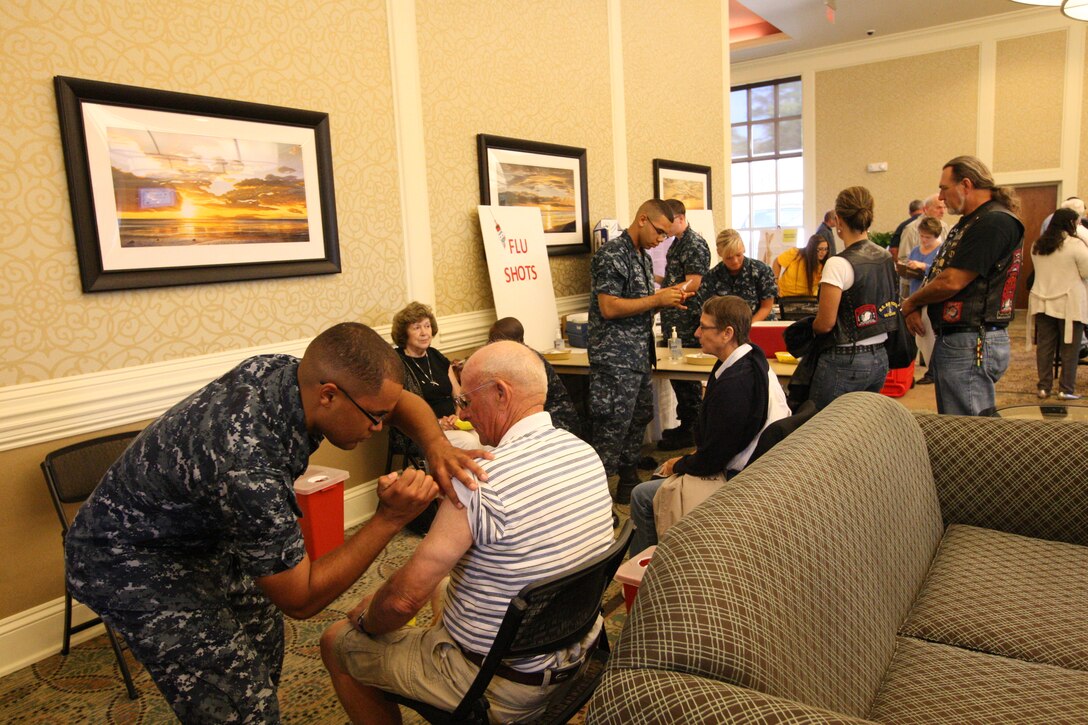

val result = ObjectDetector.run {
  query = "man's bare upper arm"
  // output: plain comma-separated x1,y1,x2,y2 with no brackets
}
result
397,495,473,600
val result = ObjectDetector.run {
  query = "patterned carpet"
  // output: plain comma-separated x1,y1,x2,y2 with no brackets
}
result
0,513,634,725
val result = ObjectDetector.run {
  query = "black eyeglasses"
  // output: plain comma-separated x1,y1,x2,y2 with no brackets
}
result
644,216,669,239
454,380,497,410
321,380,387,427
697,322,720,331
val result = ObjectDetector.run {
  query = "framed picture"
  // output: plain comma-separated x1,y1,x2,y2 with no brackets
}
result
54,76,340,292
477,134,589,255
653,159,712,211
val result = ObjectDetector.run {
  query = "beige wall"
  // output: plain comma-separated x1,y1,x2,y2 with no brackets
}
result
621,1,727,221
814,48,979,234
417,0,614,314
0,0,403,387
994,31,1066,174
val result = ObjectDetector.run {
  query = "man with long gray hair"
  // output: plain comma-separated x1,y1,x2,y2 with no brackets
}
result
902,156,1024,415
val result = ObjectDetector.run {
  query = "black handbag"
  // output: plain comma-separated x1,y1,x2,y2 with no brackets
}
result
886,305,917,369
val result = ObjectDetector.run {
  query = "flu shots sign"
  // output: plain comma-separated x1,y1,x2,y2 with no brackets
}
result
478,205,560,351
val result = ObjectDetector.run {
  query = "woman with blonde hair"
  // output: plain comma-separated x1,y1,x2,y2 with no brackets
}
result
693,229,778,320
808,186,899,409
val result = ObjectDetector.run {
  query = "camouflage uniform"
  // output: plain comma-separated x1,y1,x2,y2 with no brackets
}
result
65,355,318,723
658,226,711,428
588,231,656,474
540,354,584,440
695,257,779,318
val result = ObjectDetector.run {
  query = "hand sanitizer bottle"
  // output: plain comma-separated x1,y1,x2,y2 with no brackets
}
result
669,326,682,361
554,328,565,351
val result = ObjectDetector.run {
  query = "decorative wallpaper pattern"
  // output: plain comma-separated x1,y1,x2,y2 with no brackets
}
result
815,48,979,234
0,0,404,385
994,31,1066,174
416,0,614,316
621,1,726,224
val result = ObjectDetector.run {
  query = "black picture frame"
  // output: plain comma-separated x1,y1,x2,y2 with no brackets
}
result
477,134,590,256
54,76,340,292
653,158,713,211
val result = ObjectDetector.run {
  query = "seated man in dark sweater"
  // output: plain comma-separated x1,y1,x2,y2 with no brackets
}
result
628,295,789,553
488,316,584,439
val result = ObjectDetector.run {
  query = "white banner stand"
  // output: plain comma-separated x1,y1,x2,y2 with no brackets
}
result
478,205,560,351
685,209,717,265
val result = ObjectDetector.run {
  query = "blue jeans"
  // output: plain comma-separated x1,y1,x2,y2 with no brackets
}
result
931,329,1010,415
628,477,666,555
808,346,889,411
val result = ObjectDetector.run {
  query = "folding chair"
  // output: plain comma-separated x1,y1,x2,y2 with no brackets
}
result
41,430,140,700
388,521,634,724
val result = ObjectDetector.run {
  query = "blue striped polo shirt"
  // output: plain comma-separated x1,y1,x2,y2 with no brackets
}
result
445,412,614,671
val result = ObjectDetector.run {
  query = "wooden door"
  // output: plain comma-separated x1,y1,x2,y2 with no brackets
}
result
1011,184,1058,309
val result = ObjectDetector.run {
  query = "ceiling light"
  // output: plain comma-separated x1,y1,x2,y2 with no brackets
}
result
1063,0,1088,20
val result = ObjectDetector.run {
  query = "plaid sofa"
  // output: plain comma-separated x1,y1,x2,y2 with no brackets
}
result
588,392,1088,724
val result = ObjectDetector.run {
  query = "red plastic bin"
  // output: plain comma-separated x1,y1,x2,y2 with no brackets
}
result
294,465,349,560
613,546,657,613
750,322,791,357
881,361,915,398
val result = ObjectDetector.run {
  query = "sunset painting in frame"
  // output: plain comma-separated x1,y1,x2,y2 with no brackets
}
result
477,134,590,255
55,76,339,292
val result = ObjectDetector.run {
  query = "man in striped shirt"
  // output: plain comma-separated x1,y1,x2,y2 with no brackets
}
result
321,341,615,723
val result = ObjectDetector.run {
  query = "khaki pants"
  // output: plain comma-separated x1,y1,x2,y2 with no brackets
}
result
333,623,559,724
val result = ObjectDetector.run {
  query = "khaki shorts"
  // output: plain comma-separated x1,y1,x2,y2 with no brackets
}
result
333,623,558,723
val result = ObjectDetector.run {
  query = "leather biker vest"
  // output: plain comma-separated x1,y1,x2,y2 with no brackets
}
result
925,203,1023,330
831,240,899,346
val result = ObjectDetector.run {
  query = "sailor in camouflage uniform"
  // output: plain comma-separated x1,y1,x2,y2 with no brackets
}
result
657,199,711,450
694,228,778,321
65,323,485,723
488,317,585,440
588,200,693,504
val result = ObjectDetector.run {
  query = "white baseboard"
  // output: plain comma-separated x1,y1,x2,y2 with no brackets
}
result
0,480,382,681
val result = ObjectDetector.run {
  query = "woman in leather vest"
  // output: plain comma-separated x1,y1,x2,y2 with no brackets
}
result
808,186,898,410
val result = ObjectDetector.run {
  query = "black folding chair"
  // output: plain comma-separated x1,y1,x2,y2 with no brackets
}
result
41,431,140,700
388,521,634,724
748,400,818,465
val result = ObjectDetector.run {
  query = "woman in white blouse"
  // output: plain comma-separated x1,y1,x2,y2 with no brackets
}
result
1029,208,1088,400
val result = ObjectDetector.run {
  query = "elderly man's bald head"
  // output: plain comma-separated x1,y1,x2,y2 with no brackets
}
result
464,341,545,397
459,341,547,445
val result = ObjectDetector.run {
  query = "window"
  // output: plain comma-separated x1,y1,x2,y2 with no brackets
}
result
731,77,803,256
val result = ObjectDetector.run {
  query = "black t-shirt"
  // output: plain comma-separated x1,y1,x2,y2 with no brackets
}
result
945,202,1023,277
397,347,455,418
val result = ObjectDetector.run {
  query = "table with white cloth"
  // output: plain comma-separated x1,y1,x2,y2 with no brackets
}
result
547,347,794,441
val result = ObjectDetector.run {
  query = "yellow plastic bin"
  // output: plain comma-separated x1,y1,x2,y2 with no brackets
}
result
293,465,349,560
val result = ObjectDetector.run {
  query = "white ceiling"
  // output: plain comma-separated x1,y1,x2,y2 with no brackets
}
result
731,0,1033,63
